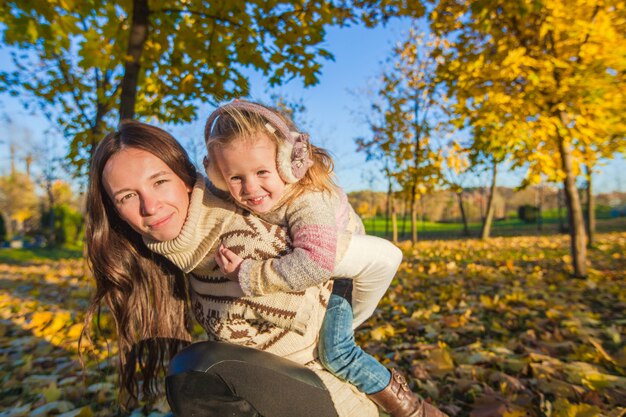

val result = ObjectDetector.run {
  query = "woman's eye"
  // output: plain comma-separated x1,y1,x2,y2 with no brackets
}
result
120,193,136,203
257,170,269,175
155,179,168,186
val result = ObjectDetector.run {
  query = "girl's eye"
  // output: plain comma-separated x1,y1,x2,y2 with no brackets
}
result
229,176,242,182
257,170,269,175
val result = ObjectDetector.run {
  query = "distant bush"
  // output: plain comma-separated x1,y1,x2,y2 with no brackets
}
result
518,205,540,223
41,204,83,246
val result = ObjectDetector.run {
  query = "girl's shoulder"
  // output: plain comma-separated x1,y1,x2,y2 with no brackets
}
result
288,187,344,208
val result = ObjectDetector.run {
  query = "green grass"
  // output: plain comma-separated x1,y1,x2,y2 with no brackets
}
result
363,214,626,240
0,246,83,264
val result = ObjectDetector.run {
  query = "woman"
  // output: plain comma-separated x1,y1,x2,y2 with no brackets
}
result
81,120,378,417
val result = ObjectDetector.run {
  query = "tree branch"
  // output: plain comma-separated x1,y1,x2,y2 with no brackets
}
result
54,54,93,131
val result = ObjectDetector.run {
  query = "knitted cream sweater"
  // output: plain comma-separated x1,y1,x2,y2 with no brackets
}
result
145,177,378,417
144,177,324,337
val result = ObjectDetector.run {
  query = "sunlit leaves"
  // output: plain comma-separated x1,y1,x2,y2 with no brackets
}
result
432,0,626,182
0,259,125,416
357,27,450,242
0,1,424,173
430,0,626,277
357,231,626,415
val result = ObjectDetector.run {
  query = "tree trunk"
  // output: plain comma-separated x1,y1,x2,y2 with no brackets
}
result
410,181,418,244
536,184,543,232
119,0,149,120
585,164,595,247
410,183,419,244
385,186,391,239
456,190,470,237
10,143,16,178
558,129,588,277
481,162,498,240
411,94,421,245
557,187,565,233
2,212,13,240
391,199,398,245
401,197,408,240
420,195,425,231
46,184,56,247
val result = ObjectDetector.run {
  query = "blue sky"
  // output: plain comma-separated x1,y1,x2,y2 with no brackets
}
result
1,20,624,194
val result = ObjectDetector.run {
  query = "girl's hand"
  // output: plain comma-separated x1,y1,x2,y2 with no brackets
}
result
215,243,243,281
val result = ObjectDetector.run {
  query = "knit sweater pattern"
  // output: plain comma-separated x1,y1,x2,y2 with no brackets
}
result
144,177,331,356
238,187,365,297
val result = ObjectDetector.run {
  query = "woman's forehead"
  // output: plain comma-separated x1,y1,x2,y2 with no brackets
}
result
102,148,174,190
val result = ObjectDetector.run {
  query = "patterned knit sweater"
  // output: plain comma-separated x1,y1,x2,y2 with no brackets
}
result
238,187,365,297
145,177,378,417
145,176,329,336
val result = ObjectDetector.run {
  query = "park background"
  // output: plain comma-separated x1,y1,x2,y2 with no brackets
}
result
0,1,625,416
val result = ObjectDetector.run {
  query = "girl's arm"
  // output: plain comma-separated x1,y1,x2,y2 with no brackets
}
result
235,191,340,297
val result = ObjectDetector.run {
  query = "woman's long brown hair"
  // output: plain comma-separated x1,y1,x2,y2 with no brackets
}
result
80,121,197,408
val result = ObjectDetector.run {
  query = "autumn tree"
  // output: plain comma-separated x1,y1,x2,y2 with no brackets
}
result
0,1,425,176
430,0,626,277
581,133,625,246
440,141,473,236
357,28,447,244
0,172,39,240
462,126,513,240
479,158,499,239
356,87,403,242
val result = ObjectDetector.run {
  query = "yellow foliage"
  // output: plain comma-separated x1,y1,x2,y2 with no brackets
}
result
427,347,455,376
371,323,395,341
43,382,62,402
27,311,54,330
432,0,626,193
67,323,84,340
552,398,601,417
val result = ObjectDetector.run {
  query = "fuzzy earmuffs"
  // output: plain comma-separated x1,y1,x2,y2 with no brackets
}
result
203,100,314,191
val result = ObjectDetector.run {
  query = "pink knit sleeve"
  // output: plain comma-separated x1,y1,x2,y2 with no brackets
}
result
238,191,339,297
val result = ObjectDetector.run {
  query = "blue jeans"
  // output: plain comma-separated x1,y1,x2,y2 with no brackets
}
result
318,279,391,395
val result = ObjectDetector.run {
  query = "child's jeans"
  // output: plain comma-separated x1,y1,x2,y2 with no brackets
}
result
318,279,391,395
333,234,403,328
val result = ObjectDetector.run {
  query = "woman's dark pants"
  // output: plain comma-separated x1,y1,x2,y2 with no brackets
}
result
166,341,339,417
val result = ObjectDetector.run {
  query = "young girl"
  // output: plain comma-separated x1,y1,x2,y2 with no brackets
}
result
203,100,448,417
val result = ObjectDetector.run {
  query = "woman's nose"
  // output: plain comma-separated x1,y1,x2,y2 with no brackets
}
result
140,193,161,215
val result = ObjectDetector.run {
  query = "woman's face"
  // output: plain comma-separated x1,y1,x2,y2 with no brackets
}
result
102,147,191,241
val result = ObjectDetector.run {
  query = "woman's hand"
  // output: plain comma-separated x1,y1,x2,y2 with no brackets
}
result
215,243,243,281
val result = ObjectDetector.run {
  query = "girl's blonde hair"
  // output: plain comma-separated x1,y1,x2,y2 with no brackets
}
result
205,101,337,203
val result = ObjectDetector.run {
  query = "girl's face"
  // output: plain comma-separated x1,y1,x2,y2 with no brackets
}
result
214,133,286,214
102,147,191,241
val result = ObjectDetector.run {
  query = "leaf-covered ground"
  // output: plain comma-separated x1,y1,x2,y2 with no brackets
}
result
1,232,624,416
358,232,626,417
